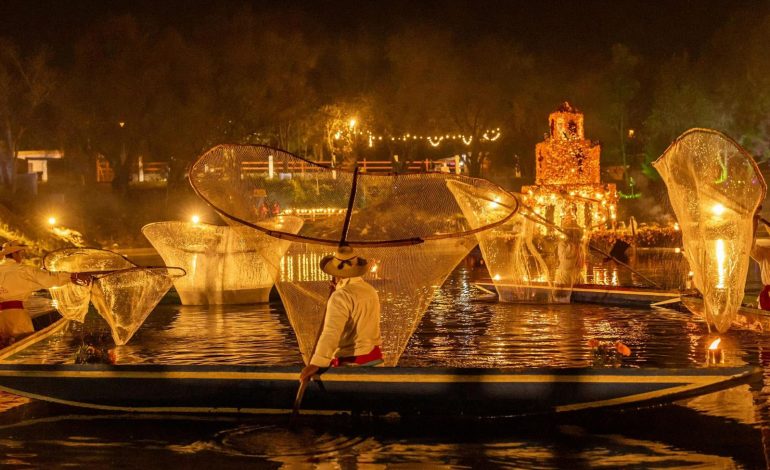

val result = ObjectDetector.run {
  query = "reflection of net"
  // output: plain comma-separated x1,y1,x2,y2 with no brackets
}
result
653,129,766,332
142,218,302,305
448,181,576,303
189,144,515,246
43,248,186,344
91,267,184,345
43,248,135,322
276,238,477,366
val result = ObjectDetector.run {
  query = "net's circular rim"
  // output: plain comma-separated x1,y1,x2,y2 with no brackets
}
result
96,266,187,279
43,247,136,272
43,247,187,278
189,143,520,247
652,128,768,202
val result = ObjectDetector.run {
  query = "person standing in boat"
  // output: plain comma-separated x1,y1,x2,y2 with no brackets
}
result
299,246,383,383
751,209,770,310
0,241,92,339
554,214,584,286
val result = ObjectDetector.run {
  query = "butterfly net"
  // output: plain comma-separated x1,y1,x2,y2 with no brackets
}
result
653,128,766,332
90,266,185,345
43,248,135,322
43,248,185,344
448,181,584,303
190,144,517,365
189,144,514,246
275,238,478,366
142,217,302,305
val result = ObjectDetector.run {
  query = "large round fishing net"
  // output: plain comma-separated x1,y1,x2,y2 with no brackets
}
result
142,217,303,305
275,237,478,366
448,181,590,303
190,144,519,365
43,248,135,322
43,248,186,344
653,129,766,332
189,144,515,246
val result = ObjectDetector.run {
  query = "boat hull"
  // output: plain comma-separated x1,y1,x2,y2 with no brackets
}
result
681,295,770,333
0,364,758,417
475,282,680,307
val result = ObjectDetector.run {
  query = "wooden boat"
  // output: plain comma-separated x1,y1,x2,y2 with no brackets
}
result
0,293,758,418
474,281,681,307
679,294,770,333
0,355,758,416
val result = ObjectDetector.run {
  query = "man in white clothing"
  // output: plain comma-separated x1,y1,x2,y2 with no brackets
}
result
299,246,382,383
0,241,92,338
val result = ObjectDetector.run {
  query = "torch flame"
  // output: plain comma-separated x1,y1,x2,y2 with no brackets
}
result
708,338,721,350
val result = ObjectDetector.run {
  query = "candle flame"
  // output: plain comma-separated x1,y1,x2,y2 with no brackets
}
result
708,338,721,350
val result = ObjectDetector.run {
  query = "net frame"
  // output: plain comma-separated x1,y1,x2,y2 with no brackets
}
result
189,144,518,247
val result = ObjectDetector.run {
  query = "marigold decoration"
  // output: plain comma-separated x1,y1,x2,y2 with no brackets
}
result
521,102,618,231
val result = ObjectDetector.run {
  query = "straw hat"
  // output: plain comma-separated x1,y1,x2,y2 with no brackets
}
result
0,241,27,256
320,246,370,278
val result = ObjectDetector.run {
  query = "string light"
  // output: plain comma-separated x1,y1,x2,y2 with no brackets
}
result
331,124,502,148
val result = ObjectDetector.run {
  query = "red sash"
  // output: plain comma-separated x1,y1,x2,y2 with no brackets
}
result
0,301,23,310
331,346,383,367
759,286,770,311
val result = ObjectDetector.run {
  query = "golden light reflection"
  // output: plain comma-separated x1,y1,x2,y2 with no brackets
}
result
715,239,726,289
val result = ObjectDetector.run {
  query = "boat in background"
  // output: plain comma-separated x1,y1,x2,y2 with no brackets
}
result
473,281,681,307
679,294,770,333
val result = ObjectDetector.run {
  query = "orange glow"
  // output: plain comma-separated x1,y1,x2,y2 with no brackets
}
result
708,338,721,350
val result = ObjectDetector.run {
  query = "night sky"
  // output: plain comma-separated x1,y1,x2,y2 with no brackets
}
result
1,0,762,65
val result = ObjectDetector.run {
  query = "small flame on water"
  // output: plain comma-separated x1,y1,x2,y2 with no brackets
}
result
708,338,721,350
191,215,201,224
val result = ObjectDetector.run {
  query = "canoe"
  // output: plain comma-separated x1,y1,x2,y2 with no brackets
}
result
0,362,758,417
680,294,770,333
474,281,681,307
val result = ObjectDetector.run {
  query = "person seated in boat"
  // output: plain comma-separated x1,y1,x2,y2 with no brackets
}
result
0,241,92,339
299,245,383,383
554,215,584,287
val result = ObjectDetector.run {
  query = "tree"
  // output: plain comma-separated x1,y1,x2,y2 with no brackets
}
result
0,41,56,188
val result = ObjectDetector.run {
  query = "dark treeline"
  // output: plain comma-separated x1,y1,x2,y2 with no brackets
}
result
1,3,769,196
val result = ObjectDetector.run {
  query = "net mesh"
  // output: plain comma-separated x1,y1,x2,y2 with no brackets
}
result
275,237,478,366
43,248,185,344
90,266,185,345
448,181,581,303
189,144,515,246
43,248,135,322
141,218,303,305
653,128,766,332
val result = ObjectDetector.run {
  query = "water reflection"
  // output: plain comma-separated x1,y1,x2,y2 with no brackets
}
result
2,263,770,466
0,412,756,468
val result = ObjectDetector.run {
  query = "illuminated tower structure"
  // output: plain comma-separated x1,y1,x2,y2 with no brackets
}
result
521,102,617,230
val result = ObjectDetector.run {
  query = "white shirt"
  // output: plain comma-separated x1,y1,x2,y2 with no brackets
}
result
310,276,382,367
752,244,770,285
0,259,71,304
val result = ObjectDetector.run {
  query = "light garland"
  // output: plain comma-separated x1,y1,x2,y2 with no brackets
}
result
339,127,501,148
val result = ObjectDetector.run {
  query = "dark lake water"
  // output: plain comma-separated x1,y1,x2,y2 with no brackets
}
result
1,251,770,468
